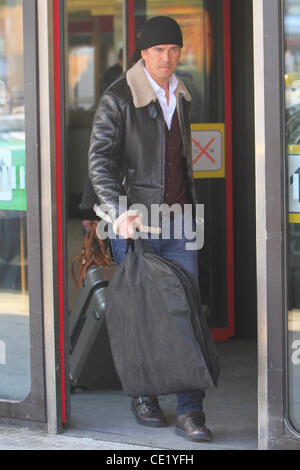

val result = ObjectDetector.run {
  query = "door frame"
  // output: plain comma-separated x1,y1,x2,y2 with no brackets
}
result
50,0,263,430
53,0,236,425
253,0,300,450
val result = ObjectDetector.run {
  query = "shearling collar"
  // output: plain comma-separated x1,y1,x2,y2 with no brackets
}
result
126,59,192,109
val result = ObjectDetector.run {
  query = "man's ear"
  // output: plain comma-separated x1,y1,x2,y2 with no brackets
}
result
141,49,147,61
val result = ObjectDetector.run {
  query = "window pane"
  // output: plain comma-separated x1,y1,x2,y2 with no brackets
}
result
0,0,30,401
65,0,123,312
134,0,224,123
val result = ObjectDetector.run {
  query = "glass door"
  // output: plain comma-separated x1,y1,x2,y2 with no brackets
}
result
0,0,30,403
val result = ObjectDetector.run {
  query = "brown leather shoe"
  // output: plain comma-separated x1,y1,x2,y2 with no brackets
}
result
175,411,212,442
131,396,168,427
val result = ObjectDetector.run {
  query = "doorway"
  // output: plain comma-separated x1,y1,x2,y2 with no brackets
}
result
61,0,257,450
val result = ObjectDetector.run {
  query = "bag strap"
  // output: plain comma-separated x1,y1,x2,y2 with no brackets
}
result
72,221,113,289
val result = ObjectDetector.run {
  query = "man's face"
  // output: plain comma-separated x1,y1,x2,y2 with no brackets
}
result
141,44,181,83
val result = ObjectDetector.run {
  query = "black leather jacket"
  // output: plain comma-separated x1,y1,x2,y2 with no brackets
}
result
88,59,197,228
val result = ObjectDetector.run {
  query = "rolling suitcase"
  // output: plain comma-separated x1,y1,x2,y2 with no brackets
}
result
69,264,121,390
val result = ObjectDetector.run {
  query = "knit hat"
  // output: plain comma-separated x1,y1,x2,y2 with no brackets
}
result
138,16,183,51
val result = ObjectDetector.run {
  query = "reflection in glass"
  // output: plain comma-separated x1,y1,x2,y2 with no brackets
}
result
285,0,300,432
65,1,124,312
0,0,30,401
66,0,123,114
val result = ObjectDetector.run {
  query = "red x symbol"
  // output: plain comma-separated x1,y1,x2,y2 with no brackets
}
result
192,137,216,165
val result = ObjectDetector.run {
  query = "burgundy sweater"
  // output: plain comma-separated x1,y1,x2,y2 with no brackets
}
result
163,110,190,209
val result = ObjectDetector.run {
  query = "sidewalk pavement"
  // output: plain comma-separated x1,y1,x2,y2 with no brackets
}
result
0,423,161,450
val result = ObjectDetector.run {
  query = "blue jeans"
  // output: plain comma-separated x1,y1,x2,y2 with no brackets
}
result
108,212,205,415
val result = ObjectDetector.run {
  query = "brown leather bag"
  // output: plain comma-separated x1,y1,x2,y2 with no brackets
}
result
72,220,114,290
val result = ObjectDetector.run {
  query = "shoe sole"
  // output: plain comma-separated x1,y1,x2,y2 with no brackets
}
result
131,401,168,428
175,426,213,442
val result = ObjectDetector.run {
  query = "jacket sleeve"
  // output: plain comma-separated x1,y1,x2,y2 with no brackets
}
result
88,92,128,225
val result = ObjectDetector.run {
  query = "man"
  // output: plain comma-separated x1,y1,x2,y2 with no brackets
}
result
89,16,212,442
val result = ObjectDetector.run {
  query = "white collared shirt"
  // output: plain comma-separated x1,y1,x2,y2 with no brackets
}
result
143,65,178,130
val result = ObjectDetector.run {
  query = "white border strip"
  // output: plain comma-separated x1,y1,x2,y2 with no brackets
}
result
253,0,269,450
38,0,59,434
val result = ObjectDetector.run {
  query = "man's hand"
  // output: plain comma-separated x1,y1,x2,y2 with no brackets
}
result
117,214,143,239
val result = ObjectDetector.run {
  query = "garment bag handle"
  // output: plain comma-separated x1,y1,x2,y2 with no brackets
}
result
125,222,161,254
126,233,148,254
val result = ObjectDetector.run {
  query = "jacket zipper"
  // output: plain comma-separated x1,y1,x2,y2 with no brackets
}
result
155,101,166,204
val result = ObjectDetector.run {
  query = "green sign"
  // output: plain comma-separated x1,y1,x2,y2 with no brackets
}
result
0,141,26,211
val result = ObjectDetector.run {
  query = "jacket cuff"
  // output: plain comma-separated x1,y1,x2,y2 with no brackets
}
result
79,208,98,220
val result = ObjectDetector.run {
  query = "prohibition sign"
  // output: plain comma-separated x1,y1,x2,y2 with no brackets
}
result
192,137,216,165
191,127,224,175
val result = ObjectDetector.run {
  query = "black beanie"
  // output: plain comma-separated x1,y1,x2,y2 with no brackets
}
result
138,16,183,50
